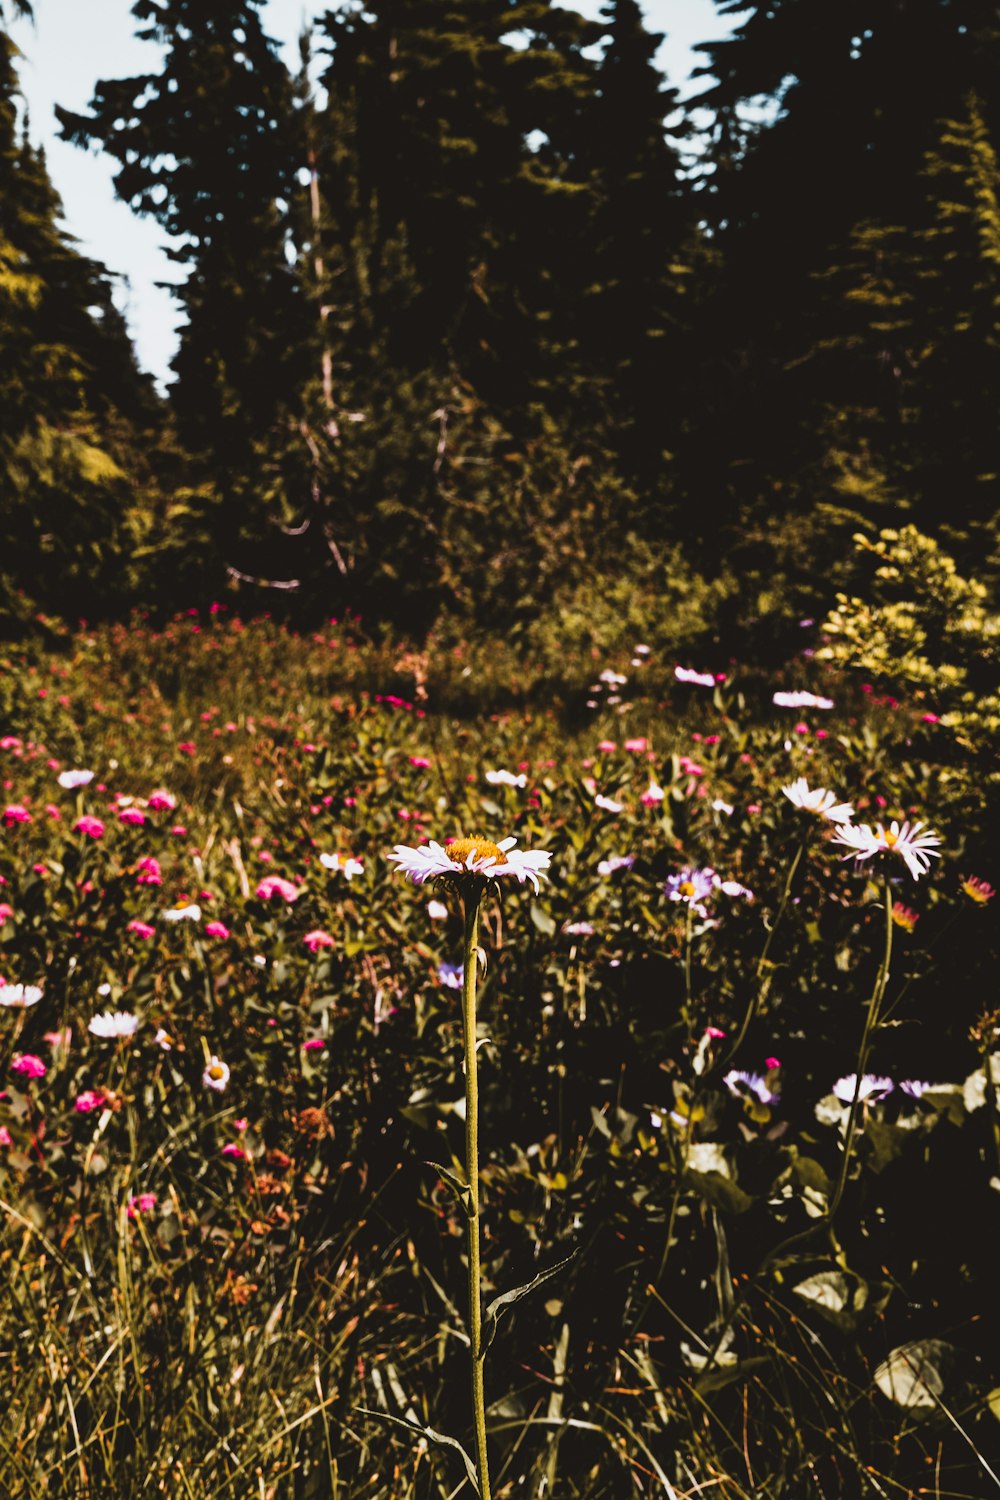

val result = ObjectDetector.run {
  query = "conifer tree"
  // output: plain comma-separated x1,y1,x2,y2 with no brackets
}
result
582,0,690,475
1,16,163,624
58,0,305,553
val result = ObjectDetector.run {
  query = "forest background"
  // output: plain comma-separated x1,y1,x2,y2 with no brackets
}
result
4,0,1000,662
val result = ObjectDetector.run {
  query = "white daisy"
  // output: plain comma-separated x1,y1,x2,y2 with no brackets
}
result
202,1056,230,1093
0,983,43,1008
782,777,854,824
319,852,364,880
831,819,942,880
388,836,551,893
57,769,95,789
675,666,716,688
485,770,527,788
88,1010,140,1039
665,867,715,908
162,903,202,922
594,793,624,813
833,1073,894,1103
773,691,834,710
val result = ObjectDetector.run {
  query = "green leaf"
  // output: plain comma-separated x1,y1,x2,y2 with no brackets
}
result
355,1408,479,1492
687,1170,755,1215
530,901,556,936
426,1160,473,1218
481,1251,576,1357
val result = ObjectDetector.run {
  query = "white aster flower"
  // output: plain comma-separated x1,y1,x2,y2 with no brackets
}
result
57,768,95,789
833,1073,894,1103
712,798,735,816
0,983,43,1008
426,899,449,920
773,691,834,710
675,666,716,687
665,867,716,910
202,1056,230,1093
714,876,755,901
831,819,942,880
485,769,527,788
782,777,854,824
899,1079,944,1099
597,853,635,877
154,1027,173,1051
162,903,202,922
724,1070,780,1106
387,835,551,893
599,669,627,685
319,852,364,879
594,793,624,813
563,920,596,936
88,1010,140,1039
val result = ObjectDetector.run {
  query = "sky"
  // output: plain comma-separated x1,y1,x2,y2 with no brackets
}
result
8,0,731,389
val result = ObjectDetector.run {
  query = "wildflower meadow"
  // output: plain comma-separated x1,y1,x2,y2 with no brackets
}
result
0,609,997,1497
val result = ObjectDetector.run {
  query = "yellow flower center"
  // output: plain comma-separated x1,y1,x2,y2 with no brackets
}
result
209,1064,225,1080
679,880,696,898
447,837,506,868
882,830,898,848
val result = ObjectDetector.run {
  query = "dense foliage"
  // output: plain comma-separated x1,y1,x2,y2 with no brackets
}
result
2,0,999,640
1,615,998,1494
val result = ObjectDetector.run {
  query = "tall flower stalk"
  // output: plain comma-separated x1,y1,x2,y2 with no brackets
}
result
460,882,492,1500
388,833,551,1496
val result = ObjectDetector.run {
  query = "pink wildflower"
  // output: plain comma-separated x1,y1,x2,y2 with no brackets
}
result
303,929,335,952
127,919,156,940
74,815,105,838
203,921,231,939
126,1192,157,1219
11,1054,46,1080
75,1090,106,1113
119,807,146,827
221,1143,248,1160
624,738,649,753
409,756,431,768
255,876,301,903
0,903,12,924
0,1126,11,1147
148,790,177,811
303,1038,326,1052
135,856,162,885
640,783,665,806
597,740,617,753
3,804,31,824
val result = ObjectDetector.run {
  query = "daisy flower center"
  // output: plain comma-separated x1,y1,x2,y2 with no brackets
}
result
679,880,696,898
208,1064,225,1081
882,829,898,848
447,837,506,867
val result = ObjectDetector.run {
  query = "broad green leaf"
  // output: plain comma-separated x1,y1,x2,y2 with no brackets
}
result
874,1340,950,1409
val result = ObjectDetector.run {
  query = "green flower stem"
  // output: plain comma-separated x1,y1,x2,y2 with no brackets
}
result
711,838,806,1085
636,841,813,1339
461,884,492,1500
699,874,897,1382
681,898,694,1027
760,871,895,1274
825,873,894,1220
